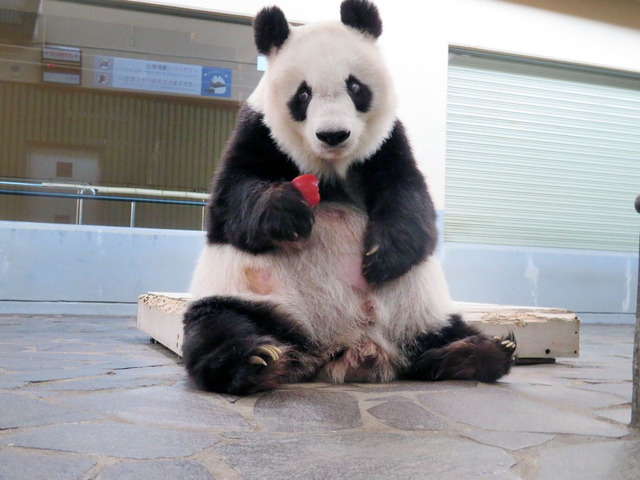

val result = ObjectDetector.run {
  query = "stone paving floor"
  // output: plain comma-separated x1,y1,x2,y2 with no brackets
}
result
0,315,637,480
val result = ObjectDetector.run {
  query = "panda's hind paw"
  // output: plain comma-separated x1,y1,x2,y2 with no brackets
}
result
249,344,282,367
494,331,517,354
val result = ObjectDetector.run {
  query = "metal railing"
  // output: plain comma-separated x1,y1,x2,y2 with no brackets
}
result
0,179,209,229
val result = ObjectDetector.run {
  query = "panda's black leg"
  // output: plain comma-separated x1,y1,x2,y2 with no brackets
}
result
182,296,313,395
406,314,516,383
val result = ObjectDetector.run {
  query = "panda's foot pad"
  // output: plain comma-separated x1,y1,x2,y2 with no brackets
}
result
249,345,282,367
494,332,517,354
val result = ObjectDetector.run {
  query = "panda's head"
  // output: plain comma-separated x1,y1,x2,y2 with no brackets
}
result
249,0,397,177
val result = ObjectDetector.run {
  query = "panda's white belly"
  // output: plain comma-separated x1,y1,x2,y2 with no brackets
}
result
190,202,456,382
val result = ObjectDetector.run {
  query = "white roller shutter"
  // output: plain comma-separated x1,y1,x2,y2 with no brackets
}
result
445,50,640,252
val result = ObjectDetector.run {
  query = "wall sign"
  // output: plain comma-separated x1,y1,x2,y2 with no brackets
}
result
93,56,232,98
42,45,82,64
41,45,82,85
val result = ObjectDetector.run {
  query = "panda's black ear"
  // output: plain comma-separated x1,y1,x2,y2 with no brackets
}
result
340,0,383,39
254,6,290,56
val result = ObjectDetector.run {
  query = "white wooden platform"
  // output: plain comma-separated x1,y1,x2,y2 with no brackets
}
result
137,292,579,361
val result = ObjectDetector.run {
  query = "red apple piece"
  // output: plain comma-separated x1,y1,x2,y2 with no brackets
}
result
291,174,320,207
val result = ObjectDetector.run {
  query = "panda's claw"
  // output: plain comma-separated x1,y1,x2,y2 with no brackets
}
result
256,345,281,361
496,332,517,353
365,244,380,256
249,355,268,367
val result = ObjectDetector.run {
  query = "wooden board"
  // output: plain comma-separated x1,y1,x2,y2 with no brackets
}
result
461,303,579,360
137,292,189,356
137,293,580,360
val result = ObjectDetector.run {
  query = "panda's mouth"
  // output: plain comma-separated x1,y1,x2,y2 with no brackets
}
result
318,143,351,161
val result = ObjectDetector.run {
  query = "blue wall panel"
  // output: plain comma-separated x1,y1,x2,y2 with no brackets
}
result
0,220,636,322
0,221,203,315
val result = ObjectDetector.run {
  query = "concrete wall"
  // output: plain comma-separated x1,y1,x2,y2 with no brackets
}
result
1,219,636,322
0,221,203,315
442,242,638,324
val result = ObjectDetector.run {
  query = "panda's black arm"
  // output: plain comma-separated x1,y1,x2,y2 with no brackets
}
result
206,106,312,253
355,121,438,283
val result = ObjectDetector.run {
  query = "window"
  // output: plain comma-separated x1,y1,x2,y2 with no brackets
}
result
0,0,262,229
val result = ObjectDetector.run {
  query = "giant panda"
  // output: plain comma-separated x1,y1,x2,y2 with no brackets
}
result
183,0,516,395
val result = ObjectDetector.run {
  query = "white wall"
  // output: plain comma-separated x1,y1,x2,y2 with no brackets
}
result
130,0,640,209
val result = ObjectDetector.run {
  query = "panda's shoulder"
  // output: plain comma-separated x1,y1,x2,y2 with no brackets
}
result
231,103,272,146
356,120,418,174
224,103,299,179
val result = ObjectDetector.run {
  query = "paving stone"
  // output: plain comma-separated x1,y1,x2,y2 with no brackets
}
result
345,380,479,393
366,399,448,431
462,429,555,451
4,349,177,384
1,316,638,480
0,354,91,372
537,439,640,480
553,366,632,383
596,407,632,424
418,388,628,437
0,392,101,429
0,449,96,480
96,459,215,480
500,366,569,386
60,385,251,432
254,389,362,432
572,381,633,401
3,420,219,459
8,366,131,384
23,365,184,395
0,375,29,389
506,383,628,409
215,432,519,480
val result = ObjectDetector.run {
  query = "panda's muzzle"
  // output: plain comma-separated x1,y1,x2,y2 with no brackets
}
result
316,130,351,147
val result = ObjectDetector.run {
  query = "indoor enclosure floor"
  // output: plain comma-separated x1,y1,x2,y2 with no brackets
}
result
0,315,637,480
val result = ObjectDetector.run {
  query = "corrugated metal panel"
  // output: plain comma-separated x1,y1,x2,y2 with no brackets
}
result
0,81,237,190
445,51,640,252
0,81,239,228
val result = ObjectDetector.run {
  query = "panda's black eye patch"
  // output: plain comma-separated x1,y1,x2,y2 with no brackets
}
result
288,81,312,122
346,75,372,113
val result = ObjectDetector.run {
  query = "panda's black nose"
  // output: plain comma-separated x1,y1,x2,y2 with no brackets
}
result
316,130,350,146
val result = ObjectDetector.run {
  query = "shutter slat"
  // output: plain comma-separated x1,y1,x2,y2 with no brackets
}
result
445,52,640,253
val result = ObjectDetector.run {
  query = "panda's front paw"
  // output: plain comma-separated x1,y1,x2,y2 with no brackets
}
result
252,183,314,248
249,344,282,367
362,226,414,284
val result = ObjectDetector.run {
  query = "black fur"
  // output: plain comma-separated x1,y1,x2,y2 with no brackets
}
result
183,297,313,394
340,0,383,39
254,6,290,55
404,315,514,382
206,104,436,284
350,121,437,283
183,299,514,393
346,75,373,113
206,105,313,253
287,82,312,122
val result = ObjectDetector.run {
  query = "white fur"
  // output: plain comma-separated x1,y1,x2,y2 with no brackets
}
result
191,203,456,380
248,21,397,178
